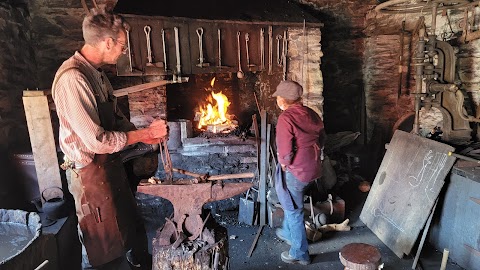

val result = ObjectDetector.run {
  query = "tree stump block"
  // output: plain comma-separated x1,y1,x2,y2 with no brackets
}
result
339,243,382,270
152,224,228,270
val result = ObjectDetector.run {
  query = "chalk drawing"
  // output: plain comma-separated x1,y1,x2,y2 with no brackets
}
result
425,152,447,202
409,150,433,187
368,147,447,232
371,195,405,232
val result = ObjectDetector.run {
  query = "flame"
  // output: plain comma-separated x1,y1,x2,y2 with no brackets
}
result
197,91,231,130
196,77,235,132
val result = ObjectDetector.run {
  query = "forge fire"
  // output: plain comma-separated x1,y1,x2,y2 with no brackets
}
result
195,77,238,133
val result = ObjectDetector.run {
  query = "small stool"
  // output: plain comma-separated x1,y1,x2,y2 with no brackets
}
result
339,243,383,270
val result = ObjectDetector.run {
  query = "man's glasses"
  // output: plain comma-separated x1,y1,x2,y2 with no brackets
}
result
112,38,128,53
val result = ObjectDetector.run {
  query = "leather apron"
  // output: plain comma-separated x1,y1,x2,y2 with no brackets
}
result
69,98,136,267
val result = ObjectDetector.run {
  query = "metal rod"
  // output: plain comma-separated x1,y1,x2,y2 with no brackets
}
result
161,29,168,72
247,225,264,257
448,151,480,163
34,260,49,270
126,29,133,72
439,249,449,270
413,26,426,135
268,26,273,75
260,28,265,70
218,29,222,67
174,27,182,76
411,199,437,269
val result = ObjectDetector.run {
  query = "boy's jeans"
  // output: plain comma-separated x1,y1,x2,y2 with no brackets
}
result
277,170,311,261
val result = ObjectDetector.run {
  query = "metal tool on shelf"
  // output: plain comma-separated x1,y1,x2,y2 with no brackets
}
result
236,31,244,79
172,27,188,82
126,28,133,72
161,29,169,73
196,27,210,67
217,29,229,68
144,25,163,68
276,34,283,67
245,33,255,68
144,26,154,66
282,30,288,80
268,26,273,75
260,28,265,70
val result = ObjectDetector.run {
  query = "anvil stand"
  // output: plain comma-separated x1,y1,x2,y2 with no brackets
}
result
137,142,253,270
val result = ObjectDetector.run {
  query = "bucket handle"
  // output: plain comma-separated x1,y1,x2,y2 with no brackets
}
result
245,188,251,199
41,186,64,202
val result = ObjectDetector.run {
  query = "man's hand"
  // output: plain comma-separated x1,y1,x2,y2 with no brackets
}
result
281,164,286,171
126,119,168,146
148,119,168,139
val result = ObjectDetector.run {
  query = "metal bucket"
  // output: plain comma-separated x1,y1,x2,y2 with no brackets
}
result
0,209,41,269
167,120,192,150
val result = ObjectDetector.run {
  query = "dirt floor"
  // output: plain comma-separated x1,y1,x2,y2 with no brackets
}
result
137,181,466,270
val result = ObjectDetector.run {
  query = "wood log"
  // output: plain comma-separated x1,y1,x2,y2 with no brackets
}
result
318,219,351,233
339,243,382,270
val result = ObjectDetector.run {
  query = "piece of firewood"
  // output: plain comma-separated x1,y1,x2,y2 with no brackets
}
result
318,219,351,233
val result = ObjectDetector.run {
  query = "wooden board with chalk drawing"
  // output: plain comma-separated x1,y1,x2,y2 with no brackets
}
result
360,130,456,258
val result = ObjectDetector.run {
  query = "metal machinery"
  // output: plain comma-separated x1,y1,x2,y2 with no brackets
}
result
377,0,480,144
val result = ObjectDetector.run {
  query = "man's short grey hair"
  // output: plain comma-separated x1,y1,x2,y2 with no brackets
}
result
82,9,130,46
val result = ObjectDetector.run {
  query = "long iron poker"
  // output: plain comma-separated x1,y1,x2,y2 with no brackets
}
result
282,30,288,81
174,27,182,80
126,28,133,72
268,26,273,75
260,28,265,70
161,29,168,72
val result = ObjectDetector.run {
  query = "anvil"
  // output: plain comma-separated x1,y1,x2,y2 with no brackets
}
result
138,181,252,246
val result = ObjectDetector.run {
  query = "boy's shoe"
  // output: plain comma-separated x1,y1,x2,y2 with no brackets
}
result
275,229,292,245
126,250,141,268
281,251,311,265
126,250,152,269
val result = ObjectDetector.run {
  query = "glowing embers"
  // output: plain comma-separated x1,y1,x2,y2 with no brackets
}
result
195,77,237,133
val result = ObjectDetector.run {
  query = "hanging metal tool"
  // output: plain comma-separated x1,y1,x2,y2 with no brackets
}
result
276,35,283,66
218,29,222,67
237,31,244,79
126,28,133,72
282,30,288,81
245,33,255,68
268,26,273,75
196,27,210,67
174,27,182,80
216,29,229,68
161,29,169,72
260,28,265,70
144,26,154,66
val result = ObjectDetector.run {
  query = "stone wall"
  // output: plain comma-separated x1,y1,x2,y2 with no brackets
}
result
0,1,36,151
298,0,377,137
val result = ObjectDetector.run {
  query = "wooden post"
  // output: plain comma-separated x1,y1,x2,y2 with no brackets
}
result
23,90,62,203
259,110,267,226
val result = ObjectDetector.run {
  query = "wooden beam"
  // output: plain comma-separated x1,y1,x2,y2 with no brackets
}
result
259,110,268,226
23,91,62,202
112,80,170,97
